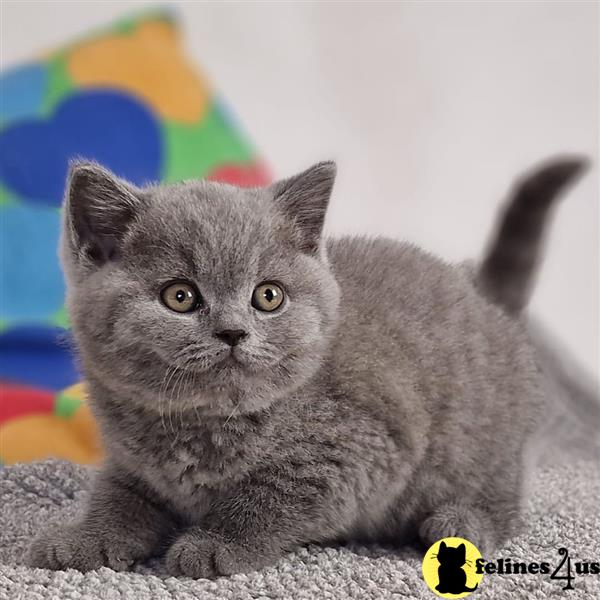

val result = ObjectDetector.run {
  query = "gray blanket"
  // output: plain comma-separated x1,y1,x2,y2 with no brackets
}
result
1,457,598,599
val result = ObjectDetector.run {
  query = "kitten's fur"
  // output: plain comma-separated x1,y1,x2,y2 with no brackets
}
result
27,157,591,577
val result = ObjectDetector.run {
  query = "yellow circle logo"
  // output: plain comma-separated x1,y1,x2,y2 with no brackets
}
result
422,537,484,597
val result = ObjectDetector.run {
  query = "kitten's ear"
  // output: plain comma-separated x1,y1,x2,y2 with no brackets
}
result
458,544,466,557
270,161,336,254
64,162,143,265
440,541,447,550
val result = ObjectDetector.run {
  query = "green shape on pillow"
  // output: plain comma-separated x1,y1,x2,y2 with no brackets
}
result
42,55,74,114
54,392,82,418
163,105,255,182
113,16,142,35
0,184,18,207
50,305,70,329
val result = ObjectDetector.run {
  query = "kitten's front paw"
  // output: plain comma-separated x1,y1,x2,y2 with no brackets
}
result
26,522,151,572
166,529,273,579
419,504,494,556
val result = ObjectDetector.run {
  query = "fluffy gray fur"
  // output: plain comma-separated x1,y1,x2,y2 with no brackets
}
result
27,157,590,578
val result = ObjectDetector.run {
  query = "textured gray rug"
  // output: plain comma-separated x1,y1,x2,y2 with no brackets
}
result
1,457,598,599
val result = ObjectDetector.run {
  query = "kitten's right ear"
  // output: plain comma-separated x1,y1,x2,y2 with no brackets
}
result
270,161,336,254
65,162,143,265
440,541,447,550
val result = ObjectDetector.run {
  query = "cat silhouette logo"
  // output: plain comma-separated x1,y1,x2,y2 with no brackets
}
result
422,537,484,597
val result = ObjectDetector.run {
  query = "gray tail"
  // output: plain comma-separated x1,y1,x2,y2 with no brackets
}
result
477,156,589,314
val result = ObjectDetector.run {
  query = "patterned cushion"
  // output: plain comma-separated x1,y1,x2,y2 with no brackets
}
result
0,10,269,464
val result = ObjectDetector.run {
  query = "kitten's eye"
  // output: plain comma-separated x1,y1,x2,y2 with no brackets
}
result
161,281,200,313
252,282,285,312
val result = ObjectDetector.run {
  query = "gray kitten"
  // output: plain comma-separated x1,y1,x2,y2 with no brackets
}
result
27,156,592,577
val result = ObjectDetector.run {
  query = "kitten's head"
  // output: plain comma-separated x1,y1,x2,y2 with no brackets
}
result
62,161,339,417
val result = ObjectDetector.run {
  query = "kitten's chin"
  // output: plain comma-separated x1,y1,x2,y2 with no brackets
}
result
174,381,280,418
151,361,279,416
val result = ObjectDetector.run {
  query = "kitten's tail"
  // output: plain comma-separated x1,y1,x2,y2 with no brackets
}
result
476,156,588,314
476,156,599,458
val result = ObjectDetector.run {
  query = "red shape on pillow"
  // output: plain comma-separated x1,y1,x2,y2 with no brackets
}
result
207,162,271,188
0,383,54,424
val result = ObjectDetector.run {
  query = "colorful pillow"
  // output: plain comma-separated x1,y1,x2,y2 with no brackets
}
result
0,9,270,465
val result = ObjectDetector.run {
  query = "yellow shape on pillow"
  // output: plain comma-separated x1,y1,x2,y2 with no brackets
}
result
67,20,209,123
1,399,103,466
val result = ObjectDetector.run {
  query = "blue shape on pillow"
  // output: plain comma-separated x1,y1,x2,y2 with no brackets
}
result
0,204,64,321
0,64,48,123
0,325,79,391
0,90,163,207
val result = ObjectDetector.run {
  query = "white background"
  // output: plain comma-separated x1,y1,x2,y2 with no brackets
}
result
2,1,598,377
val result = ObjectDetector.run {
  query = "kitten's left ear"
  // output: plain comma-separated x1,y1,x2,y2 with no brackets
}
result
270,161,336,254
64,161,144,265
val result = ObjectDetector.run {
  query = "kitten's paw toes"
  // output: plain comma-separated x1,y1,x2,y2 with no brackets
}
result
26,524,104,572
103,538,149,572
26,523,150,572
26,526,63,570
166,531,219,578
419,505,494,555
166,530,271,579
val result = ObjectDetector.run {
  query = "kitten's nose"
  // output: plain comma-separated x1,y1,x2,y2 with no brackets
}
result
214,329,248,347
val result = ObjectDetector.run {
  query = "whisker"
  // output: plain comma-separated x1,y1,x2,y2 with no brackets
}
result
175,367,190,430
165,365,182,435
224,400,241,425
158,364,178,437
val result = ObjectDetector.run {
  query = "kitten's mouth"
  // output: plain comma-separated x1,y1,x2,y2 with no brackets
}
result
189,348,249,374
217,351,244,368
159,345,277,378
